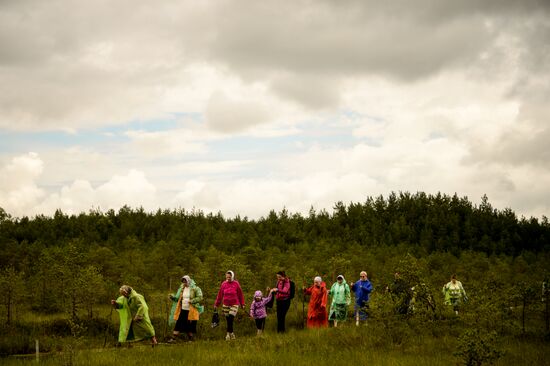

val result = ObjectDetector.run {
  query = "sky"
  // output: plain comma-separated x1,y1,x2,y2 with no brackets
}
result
1,0,549,220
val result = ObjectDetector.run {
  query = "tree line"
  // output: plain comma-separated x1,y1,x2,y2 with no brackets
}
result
0,191,549,324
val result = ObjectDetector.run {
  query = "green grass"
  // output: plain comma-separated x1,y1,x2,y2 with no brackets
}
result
3,325,549,366
2,298,550,365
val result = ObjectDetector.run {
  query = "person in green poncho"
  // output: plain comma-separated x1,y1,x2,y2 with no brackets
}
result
110,285,157,346
328,275,351,327
168,275,204,342
442,274,467,315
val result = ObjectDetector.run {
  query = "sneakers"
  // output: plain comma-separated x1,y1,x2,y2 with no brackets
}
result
225,333,231,341
230,333,236,340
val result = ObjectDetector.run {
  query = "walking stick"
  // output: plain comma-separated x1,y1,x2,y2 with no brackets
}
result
302,275,306,329
103,305,114,347
163,277,172,340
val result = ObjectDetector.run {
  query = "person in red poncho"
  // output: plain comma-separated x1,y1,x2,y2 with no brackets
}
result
303,276,328,328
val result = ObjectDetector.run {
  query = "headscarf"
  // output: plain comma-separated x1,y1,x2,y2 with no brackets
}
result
119,285,132,295
227,270,235,281
314,276,322,283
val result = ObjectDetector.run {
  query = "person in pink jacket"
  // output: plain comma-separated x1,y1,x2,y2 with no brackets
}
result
214,270,245,340
250,288,276,335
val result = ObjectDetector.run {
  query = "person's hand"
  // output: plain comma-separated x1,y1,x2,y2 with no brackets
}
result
241,305,245,310
110,300,116,305
213,306,218,311
133,316,142,322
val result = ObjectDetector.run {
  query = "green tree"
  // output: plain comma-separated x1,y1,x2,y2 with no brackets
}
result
0,266,25,325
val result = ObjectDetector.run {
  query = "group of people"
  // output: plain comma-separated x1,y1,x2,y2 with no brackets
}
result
110,270,466,345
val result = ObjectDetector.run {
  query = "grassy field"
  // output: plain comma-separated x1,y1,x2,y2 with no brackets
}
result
3,322,549,366
2,293,550,365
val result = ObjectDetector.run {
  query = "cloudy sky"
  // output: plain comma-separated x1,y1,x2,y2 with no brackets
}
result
1,0,549,219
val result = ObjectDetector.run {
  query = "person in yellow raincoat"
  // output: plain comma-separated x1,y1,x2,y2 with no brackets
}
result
111,285,157,346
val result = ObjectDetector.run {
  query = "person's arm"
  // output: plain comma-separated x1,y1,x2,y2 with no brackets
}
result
170,287,181,302
134,295,147,321
260,291,273,307
191,286,203,304
304,286,312,296
249,302,255,318
214,283,224,308
365,281,373,294
345,284,351,305
111,299,122,309
351,281,357,293
236,282,245,307
459,282,467,300
321,288,328,309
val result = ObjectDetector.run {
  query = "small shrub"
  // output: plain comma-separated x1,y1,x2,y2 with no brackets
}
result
454,328,503,366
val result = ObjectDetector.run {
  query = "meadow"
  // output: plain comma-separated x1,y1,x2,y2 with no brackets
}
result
2,288,550,366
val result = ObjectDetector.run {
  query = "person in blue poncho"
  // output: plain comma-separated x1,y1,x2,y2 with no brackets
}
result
351,271,373,326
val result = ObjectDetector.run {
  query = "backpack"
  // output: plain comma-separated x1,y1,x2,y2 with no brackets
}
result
289,280,295,300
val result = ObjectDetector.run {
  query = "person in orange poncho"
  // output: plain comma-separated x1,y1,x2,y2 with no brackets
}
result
303,276,328,328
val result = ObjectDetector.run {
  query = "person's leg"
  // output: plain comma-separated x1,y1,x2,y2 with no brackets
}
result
226,314,234,333
255,318,265,335
188,320,197,341
276,300,283,332
277,299,291,333
170,311,186,342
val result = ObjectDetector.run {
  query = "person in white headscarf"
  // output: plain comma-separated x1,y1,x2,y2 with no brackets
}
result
168,275,204,342
328,275,351,327
303,276,328,328
214,270,245,340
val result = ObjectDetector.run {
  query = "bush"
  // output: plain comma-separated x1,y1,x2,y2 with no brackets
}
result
454,328,503,366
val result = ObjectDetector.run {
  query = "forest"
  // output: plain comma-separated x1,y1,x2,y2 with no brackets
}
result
0,191,549,365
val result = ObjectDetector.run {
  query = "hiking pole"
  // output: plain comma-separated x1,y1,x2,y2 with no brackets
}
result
302,275,307,329
164,277,172,340
103,305,114,348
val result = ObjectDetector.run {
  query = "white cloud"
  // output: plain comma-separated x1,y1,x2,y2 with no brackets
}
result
125,129,208,158
0,153,45,214
1,1,549,220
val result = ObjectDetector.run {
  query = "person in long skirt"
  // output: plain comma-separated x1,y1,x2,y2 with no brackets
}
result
111,285,157,346
168,275,204,342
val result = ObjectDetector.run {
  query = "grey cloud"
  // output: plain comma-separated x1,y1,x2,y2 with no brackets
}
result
205,91,270,133
209,1,492,80
270,73,341,109
1,0,549,128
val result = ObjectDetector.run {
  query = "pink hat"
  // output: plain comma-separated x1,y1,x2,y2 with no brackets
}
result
254,290,263,298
